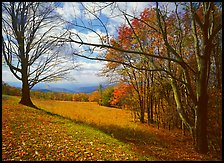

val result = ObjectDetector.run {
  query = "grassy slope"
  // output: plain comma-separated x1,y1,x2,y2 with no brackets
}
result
2,95,220,160
32,98,219,161
2,95,153,161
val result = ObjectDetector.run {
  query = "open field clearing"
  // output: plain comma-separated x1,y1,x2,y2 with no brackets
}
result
2,95,220,160
33,99,137,130
2,95,152,161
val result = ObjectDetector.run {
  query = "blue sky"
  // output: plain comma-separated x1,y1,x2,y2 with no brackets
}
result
2,2,179,89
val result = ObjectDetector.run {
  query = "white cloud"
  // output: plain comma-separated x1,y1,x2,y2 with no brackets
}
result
69,60,107,84
69,27,105,44
68,28,108,56
70,2,153,36
55,2,81,21
54,2,155,38
100,2,152,27
81,2,103,20
78,60,105,71
2,67,20,83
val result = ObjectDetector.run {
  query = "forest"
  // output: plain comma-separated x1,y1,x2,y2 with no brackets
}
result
2,2,222,161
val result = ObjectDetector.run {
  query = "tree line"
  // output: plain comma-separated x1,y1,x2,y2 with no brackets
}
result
60,2,222,154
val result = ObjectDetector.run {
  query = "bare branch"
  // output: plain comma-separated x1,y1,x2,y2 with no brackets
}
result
72,52,164,72
2,2,76,91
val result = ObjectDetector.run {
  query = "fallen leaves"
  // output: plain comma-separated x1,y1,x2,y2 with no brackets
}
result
2,95,149,161
3,95,221,161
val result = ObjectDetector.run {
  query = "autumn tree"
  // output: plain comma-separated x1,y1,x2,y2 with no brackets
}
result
2,2,77,107
88,91,100,102
73,93,89,102
158,2,221,153
101,14,160,123
101,86,114,107
105,2,222,153
54,2,221,154
110,82,133,109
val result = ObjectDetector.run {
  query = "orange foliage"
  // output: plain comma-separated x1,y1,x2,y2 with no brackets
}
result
110,82,133,107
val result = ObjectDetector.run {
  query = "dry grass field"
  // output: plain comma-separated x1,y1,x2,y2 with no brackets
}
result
33,99,137,129
2,95,152,161
2,95,220,160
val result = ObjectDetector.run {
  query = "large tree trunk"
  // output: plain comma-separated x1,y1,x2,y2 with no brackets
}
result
19,68,35,108
188,2,212,154
194,46,210,154
19,83,34,107
194,92,208,153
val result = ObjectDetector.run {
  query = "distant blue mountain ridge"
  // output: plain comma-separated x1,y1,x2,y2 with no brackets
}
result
32,86,99,94
6,81,113,94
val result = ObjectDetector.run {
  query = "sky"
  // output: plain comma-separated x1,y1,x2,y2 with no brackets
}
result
2,2,180,89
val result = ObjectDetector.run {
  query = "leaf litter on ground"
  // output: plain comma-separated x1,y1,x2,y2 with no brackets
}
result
2,95,152,161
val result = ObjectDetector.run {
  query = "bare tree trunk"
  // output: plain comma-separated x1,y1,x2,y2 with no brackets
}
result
19,72,35,107
195,94,208,153
150,72,154,123
157,99,160,129
140,105,145,123
194,48,210,153
170,78,193,130
147,101,151,125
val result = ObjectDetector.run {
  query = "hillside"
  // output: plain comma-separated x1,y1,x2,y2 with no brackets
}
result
33,98,218,161
2,95,152,161
2,95,219,161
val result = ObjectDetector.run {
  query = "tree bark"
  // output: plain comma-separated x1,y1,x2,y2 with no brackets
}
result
150,72,154,123
19,66,35,108
140,102,145,123
147,99,151,125
194,48,210,154
170,78,194,130
195,92,208,153
19,79,34,107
